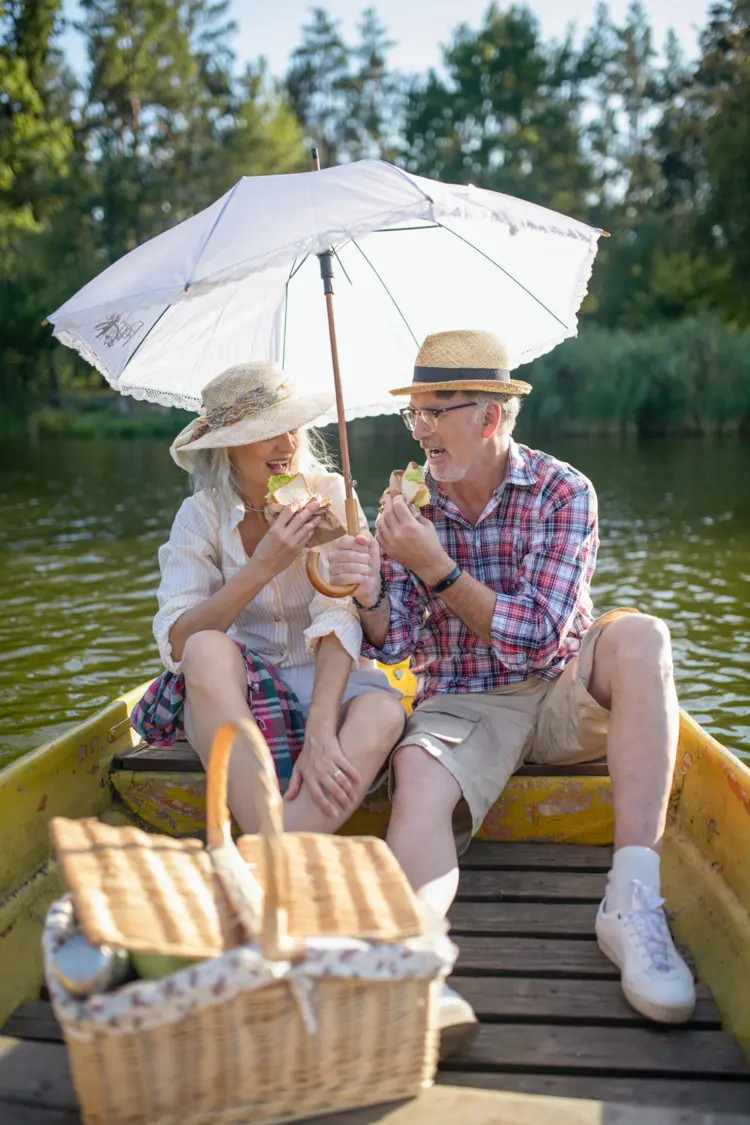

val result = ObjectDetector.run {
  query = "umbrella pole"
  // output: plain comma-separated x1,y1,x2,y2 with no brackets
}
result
318,262,359,538
304,148,359,599
311,147,359,537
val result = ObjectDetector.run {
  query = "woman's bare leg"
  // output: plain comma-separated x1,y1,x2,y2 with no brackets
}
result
183,633,404,834
283,691,405,832
182,631,263,832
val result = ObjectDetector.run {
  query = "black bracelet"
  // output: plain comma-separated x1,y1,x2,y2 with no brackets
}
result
431,564,462,594
353,570,387,611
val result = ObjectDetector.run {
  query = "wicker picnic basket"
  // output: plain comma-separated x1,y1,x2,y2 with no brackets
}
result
43,718,455,1125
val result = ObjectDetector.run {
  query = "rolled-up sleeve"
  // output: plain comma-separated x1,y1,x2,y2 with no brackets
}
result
303,471,369,667
153,496,223,673
490,480,598,674
361,555,427,665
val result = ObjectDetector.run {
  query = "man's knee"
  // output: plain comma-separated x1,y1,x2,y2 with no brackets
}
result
392,743,462,814
606,613,673,670
182,631,244,689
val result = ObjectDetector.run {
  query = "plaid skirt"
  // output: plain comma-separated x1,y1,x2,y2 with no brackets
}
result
130,643,305,788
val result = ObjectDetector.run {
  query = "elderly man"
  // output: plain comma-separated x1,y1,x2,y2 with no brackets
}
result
328,328,695,1032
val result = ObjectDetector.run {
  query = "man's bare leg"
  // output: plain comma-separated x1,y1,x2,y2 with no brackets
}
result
386,745,463,917
587,613,679,854
586,613,695,1023
386,743,477,1056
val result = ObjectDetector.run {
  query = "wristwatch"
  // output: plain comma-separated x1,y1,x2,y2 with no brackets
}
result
431,564,462,594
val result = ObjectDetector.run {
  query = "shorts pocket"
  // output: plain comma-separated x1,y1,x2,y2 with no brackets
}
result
406,709,478,748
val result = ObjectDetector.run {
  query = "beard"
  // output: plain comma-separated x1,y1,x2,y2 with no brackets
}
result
427,457,469,483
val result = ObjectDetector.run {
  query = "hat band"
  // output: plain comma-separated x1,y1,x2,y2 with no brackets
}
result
413,366,511,383
186,384,292,446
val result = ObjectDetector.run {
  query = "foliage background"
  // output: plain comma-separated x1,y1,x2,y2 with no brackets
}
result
2,0,749,438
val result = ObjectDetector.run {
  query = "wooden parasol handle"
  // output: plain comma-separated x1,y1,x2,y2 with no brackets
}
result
307,145,359,600
206,719,299,962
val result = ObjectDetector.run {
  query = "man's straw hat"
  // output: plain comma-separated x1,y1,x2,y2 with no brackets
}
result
170,363,333,471
389,329,532,397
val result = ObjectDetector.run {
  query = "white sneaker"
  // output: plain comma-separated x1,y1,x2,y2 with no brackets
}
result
596,879,696,1024
438,983,478,1060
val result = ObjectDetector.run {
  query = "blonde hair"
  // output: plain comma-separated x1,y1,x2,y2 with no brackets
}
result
189,428,335,510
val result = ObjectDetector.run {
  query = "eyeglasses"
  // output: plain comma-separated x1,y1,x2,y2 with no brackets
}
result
399,402,477,432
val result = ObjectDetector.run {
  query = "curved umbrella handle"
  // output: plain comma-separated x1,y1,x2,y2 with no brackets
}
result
305,552,357,599
305,494,360,599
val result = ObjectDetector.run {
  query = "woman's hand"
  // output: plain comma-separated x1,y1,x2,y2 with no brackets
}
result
284,725,362,818
328,531,382,606
253,499,323,579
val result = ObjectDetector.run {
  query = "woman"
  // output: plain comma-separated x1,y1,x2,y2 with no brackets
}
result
132,361,405,833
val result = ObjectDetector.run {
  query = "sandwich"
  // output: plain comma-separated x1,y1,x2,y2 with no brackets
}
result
265,472,345,546
379,461,430,517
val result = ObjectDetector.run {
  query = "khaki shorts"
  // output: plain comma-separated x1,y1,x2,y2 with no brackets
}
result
392,609,638,854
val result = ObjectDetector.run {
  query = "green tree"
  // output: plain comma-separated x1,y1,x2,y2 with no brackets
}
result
286,7,350,167
400,4,594,215
74,0,238,256
0,0,72,260
697,0,750,321
344,8,401,159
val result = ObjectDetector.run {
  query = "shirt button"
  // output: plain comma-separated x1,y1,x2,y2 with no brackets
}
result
274,615,282,623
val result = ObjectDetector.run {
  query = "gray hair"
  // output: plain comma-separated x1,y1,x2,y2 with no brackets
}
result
188,427,334,510
472,391,523,436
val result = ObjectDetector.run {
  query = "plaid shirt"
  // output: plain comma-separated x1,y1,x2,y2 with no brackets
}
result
363,440,599,707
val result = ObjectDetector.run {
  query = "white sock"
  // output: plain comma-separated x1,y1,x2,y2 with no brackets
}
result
605,846,661,912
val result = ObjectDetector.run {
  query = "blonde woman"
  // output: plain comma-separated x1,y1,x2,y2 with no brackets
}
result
132,362,405,833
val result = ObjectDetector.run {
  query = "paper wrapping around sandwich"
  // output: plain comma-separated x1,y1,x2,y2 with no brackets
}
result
265,472,345,547
264,502,345,546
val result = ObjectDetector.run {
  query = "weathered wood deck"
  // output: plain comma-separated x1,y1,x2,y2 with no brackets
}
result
2,842,749,1123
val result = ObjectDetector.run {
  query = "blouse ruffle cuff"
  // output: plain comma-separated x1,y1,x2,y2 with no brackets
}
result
303,606,363,668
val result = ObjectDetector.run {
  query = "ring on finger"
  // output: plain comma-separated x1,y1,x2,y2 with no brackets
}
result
331,767,344,782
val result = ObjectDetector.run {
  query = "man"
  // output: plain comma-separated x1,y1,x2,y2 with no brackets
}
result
328,328,695,1033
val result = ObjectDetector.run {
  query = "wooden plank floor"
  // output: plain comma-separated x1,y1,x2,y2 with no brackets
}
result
442,842,750,1113
2,842,749,1122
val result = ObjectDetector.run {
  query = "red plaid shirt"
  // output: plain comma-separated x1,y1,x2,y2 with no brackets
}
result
363,441,599,707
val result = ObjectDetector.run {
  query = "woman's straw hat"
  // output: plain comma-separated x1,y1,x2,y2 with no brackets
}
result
170,363,333,471
389,329,532,397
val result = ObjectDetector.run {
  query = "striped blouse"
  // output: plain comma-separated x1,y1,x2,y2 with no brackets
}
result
153,468,367,675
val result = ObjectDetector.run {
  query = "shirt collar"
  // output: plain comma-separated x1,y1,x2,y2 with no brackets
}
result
505,439,536,489
426,439,535,509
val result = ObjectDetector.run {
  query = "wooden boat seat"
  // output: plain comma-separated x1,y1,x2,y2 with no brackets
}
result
111,741,610,777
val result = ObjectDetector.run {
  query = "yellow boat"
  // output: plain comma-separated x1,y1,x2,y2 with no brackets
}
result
2,665,750,1122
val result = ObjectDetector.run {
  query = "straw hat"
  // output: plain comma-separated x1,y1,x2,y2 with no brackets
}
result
170,363,333,471
389,329,532,397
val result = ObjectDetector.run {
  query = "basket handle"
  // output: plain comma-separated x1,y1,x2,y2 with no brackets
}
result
206,719,301,963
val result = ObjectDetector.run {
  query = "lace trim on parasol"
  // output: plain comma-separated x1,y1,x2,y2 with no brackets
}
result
53,328,203,412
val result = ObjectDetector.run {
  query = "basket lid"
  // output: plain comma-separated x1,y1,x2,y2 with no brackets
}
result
49,817,425,958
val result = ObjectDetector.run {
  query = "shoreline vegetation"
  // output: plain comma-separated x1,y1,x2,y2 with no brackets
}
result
14,314,750,442
2,1,749,440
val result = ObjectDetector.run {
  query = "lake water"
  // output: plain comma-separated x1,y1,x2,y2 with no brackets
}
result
1,430,749,762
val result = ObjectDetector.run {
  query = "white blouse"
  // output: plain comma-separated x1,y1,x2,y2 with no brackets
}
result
153,468,368,675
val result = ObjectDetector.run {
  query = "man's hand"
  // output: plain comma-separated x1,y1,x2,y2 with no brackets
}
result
328,531,381,606
284,726,361,818
376,494,454,584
